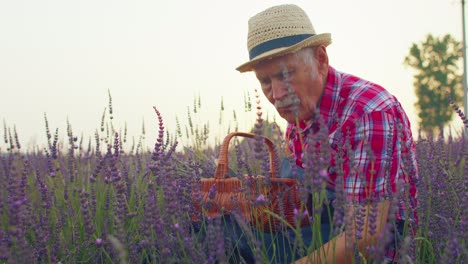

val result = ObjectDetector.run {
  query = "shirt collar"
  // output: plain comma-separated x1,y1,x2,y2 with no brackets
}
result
319,66,342,128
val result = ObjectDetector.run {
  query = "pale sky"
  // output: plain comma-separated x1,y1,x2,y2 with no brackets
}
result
0,0,465,151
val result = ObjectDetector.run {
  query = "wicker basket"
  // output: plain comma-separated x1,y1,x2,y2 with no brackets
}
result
194,132,310,232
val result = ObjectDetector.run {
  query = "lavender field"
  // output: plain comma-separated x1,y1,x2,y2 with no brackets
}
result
0,95,467,264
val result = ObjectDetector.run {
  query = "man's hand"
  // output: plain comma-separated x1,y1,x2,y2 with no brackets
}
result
294,199,391,264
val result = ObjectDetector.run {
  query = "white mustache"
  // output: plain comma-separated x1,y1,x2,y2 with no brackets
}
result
274,95,299,109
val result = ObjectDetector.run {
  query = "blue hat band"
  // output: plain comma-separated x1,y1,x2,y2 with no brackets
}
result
248,34,314,60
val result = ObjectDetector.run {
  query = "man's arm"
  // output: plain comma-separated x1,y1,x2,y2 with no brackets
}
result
294,199,391,264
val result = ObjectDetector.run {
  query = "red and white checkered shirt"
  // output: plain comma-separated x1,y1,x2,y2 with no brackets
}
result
286,66,418,224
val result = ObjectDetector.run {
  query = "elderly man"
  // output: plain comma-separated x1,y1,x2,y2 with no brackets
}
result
236,4,418,263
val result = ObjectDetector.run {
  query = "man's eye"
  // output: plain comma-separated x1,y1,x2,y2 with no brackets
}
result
281,70,294,80
260,81,271,94
261,78,271,86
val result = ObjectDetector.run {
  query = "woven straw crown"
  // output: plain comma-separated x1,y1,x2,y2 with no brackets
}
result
236,4,331,72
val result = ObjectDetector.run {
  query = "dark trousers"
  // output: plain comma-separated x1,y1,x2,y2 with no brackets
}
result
194,215,334,264
225,216,334,264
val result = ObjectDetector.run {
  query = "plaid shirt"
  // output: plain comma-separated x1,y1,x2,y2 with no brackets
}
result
286,66,418,224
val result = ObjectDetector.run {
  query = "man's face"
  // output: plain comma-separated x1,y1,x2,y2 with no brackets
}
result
253,47,328,123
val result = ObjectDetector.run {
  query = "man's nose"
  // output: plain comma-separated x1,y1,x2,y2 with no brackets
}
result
271,79,289,101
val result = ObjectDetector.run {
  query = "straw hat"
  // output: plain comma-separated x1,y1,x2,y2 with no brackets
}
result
236,4,331,73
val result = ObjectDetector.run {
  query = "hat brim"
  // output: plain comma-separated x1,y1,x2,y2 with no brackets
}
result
236,33,332,73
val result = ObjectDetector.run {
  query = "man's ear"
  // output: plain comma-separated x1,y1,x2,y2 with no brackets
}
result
315,45,329,71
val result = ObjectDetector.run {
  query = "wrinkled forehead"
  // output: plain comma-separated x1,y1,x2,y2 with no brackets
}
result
252,52,301,73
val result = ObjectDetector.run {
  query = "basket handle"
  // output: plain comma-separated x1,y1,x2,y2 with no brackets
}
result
214,132,278,179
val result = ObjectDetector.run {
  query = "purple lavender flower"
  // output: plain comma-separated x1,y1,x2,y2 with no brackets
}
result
253,89,271,178
208,183,216,200
80,189,95,237
96,238,103,248
253,194,267,207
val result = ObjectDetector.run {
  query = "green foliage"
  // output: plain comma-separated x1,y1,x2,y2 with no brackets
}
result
404,34,463,135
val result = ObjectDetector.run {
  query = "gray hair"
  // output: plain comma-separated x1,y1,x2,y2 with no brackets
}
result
295,47,317,66
295,47,319,80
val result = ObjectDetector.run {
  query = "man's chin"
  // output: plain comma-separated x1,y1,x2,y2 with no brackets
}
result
279,113,298,124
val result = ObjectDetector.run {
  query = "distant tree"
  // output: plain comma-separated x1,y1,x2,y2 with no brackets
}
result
404,34,463,136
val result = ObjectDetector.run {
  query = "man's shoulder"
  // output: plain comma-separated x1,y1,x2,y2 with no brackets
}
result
335,69,399,113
